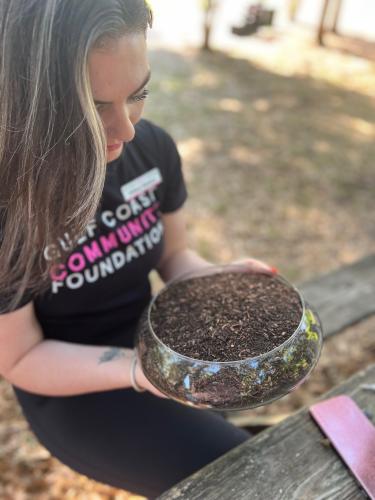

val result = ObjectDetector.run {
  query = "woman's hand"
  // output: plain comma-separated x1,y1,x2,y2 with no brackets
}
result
134,352,169,399
229,257,278,276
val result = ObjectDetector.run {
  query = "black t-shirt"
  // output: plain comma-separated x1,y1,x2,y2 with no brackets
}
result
1,119,188,346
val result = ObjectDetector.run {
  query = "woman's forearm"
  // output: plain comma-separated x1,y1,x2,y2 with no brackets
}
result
6,339,134,396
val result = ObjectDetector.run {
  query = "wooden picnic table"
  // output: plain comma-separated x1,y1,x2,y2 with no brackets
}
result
158,254,375,500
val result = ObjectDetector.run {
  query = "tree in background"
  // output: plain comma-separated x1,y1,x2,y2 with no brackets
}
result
290,0,343,43
318,0,344,45
288,0,301,21
201,0,218,51
317,0,330,45
331,0,343,34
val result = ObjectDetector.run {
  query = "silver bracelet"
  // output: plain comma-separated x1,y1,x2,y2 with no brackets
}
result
130,351,146,393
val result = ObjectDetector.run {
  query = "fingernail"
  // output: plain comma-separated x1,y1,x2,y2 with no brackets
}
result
270,266,279,275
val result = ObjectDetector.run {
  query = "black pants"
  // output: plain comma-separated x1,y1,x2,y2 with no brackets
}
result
13,359,250,499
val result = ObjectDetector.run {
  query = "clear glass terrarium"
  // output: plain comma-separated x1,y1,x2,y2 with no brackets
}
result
135,265,323,411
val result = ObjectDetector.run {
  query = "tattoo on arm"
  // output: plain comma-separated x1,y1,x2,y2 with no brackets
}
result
98,347,126,364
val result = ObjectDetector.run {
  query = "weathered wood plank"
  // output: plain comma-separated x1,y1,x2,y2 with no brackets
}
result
299,254,375,338
158,364,375,500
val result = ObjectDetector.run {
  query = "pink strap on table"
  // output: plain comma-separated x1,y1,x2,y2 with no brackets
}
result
309,395,375,500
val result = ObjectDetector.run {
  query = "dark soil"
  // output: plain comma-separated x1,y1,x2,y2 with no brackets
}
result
150,272,303,361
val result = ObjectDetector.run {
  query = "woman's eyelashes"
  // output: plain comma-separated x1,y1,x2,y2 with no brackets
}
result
95,88,150,111
130,88,149,103
95,89,150,111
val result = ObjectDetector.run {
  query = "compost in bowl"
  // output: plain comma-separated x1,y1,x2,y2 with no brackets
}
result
135,264,323,411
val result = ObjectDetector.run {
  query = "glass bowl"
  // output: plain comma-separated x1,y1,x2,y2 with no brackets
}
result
135,264,323,411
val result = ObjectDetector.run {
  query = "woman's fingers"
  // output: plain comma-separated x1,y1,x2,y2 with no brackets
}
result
135,359,169,399
147,383,169,399
230,258,278,275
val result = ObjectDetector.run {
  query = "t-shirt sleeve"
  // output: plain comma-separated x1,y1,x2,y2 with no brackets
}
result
155,126,188,214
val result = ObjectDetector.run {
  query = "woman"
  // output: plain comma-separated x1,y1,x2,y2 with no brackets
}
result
0,1,275,497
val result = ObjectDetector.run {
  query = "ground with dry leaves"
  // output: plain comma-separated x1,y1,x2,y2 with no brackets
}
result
1,28,374,499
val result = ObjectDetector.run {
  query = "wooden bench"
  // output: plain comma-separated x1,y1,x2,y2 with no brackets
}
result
158,254,375,500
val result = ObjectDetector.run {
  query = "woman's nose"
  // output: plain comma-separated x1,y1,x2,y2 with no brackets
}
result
109,106,136,143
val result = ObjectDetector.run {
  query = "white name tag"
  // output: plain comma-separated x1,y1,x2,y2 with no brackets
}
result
121,167,162,201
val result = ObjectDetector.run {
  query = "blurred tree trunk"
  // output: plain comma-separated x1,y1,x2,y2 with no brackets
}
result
201,0,217,51
317,0,331,46
331,0,343,34
288,0,301,21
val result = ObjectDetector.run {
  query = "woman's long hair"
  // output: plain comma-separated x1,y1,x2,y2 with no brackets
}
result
0,0,153,312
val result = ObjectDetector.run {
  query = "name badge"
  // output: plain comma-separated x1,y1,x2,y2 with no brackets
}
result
121,167,162,201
